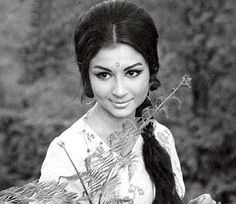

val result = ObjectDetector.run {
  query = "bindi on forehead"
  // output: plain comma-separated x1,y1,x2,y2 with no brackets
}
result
92,62,144,73
115,62,120,67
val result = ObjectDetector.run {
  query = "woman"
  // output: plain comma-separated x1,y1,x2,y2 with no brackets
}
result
40,0,216,203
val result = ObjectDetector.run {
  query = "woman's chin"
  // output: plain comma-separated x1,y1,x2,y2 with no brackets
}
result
109,109,135,119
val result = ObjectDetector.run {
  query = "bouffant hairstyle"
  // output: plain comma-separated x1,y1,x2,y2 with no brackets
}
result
74,0,160,100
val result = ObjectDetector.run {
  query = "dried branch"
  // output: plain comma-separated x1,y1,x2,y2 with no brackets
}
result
57,141,93,204
139,74,191,129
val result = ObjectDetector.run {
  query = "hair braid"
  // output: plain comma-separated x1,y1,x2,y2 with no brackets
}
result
141,122,183,204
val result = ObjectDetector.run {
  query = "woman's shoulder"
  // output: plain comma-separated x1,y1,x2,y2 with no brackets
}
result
55,114,87,142
151,119,175,147
40,115,89,180
151,119,171,133
44,115,89,162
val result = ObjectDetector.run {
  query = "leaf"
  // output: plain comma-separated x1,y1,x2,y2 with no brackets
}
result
136,106,156,128
149,94,164,108
126,153,139,180
88,150,115,171
107,119,140,157
161,106,169,119
80,151,119,196
99,174,121,204
141,107,156,122
170,96,182,109
78,148,139,201
81,169,109,196
182,74,192,88
0,180,78,204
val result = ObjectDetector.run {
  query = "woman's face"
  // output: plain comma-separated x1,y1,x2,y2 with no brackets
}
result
89,44,150,119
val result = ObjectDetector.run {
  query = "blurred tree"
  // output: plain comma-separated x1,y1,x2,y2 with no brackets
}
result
179,0,236,203
19,0,83,83
0,0,84,186
0,110,67,184
180,0,235,116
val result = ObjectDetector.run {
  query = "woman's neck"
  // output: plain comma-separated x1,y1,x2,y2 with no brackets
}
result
86,102,135,139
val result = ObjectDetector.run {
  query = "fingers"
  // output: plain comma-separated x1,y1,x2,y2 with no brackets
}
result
187,199,197,204
188,194,218,204
199,194,212,203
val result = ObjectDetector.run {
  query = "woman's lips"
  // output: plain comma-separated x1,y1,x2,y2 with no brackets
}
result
110,99,132,108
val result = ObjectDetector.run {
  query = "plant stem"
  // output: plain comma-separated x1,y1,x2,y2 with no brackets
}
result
57,141,93,204
140,75,190,129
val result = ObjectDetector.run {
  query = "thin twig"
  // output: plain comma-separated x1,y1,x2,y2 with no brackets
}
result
140,74,191,129
57,141,93,204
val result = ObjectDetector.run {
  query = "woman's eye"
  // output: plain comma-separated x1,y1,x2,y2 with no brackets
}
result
95,72,111,79
126,70,142,77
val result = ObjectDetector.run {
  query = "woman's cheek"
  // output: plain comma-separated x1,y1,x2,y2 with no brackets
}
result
134,77,149,96
91,80,112,98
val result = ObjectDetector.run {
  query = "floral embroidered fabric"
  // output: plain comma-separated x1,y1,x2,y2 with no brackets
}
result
39,114,185,203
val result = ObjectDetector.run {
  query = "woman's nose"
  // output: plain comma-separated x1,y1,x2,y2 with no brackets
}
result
112,78,128,98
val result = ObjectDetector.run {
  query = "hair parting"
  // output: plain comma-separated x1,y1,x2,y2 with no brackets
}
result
112,24,117,43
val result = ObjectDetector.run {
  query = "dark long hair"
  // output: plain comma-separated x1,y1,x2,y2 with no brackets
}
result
74,1,183,203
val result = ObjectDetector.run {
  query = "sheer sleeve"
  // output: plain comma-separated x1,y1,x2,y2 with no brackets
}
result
40,137,74,182
39,126,88,194
152,120,185,198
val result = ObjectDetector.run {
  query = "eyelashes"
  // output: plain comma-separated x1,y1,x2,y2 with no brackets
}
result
94,69,143,80
126,70,142,77
95,72,111,80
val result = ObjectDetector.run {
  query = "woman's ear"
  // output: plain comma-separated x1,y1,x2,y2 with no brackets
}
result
149,75,161,91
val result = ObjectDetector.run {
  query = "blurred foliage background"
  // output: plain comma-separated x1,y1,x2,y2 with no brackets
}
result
0,0,235,203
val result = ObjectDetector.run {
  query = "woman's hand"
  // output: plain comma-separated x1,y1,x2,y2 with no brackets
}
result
187,194,217,204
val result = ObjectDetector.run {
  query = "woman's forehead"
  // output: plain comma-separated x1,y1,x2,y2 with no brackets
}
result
89,44,147,69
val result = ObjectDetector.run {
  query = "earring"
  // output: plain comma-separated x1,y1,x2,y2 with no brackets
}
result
149,77,161,91
85,97,96,105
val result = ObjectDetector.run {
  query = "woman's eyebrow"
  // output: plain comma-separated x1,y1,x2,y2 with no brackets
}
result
93,66,111,72
124,63,143,71
93,62,143,71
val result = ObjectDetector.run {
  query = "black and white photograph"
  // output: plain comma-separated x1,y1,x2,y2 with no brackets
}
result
0,0,235,203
